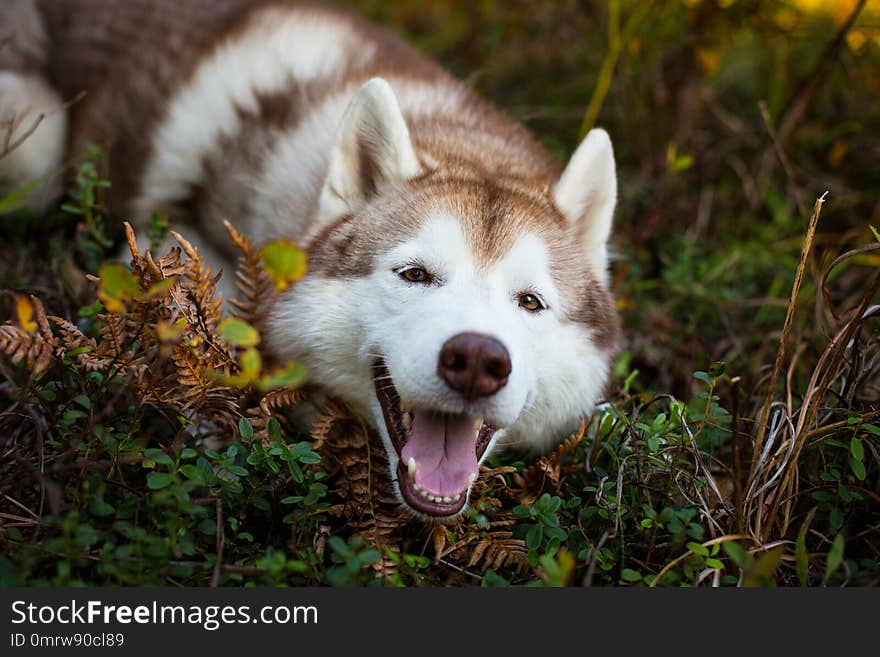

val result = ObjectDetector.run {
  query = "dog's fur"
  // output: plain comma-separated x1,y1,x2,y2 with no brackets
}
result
1,0,621,519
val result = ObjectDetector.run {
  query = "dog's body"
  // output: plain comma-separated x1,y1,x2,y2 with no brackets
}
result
2,0,620,519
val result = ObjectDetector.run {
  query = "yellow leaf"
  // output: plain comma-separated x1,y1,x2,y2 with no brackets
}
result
16,295,37,333
218,318,260,347
261,240,307,290
96,263,141,314
240,347,262,380
697,48,720,75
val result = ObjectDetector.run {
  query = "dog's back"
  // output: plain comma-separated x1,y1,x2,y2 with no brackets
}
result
3,0,558,254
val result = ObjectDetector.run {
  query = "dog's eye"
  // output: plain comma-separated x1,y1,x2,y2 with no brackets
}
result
518,293,545,312
400,267,431,284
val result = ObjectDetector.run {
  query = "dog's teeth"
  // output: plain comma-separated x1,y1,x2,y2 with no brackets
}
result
452,493,461,502
467,472,476,487
414,482,422,492
442,496,452,504
400,401,412,414
407,457,416,478
474,417,483,430
402,412,413,431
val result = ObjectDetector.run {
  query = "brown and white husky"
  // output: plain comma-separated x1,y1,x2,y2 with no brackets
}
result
0,0,620,519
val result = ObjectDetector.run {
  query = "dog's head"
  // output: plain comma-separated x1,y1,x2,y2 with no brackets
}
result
268,78,619,520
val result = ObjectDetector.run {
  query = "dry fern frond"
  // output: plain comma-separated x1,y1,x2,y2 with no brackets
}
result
0,324,54,378
466,529,529,574
0,296,56,377
311,402,407,578
258,387,309,416
517,417,588,501
224,219,273,332
309,398,351,451
439,517,529,575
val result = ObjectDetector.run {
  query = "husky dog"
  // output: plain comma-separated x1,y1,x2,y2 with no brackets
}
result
1,0,620,519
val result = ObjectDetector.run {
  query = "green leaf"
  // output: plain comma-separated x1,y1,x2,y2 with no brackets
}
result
267,417,282,442
796,507,816,587
687,541,709,557
620,568,642,582
822,534,845,585
722,540,753,570
239,347,261,379
258,362,308,392
849,457,866,481
870,225,880,243
481,569,510,587
849,437,864,462
743,547,783,587
238,418,254,442
146,472,174,490
218,318,260,347
673,154,694,171
288,460,304,484
829,507,844,531
357,550,381,567
178,464,205,485
525,523,543,550
97,263,141,313
142,277,176,299
693,371,713,386
261,240,307,290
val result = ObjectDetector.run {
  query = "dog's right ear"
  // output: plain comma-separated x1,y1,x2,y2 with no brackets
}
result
316,78,422,229
552,128,617,279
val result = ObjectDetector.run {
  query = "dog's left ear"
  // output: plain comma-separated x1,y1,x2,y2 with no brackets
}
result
552,128,617,276
316,78,422,229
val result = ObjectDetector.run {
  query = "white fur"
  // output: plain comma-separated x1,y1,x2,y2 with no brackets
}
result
132,7,376,221
553,128,617,283
268,213,610,508
248,76,466,246
0,71,67,213
317,78,423,230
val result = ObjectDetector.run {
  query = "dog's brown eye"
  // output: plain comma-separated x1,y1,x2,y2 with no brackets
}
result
518,293,544,312
401,267,430,283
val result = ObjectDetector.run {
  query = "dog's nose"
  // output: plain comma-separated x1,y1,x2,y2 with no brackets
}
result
438,332,511,399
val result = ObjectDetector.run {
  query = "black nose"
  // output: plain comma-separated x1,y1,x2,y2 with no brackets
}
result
437,332,511,400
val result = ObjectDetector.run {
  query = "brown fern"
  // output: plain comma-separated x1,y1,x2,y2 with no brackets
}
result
515,417,588,502
223,219,274,333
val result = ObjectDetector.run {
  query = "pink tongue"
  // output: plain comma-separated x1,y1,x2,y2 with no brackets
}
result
400,412,480,497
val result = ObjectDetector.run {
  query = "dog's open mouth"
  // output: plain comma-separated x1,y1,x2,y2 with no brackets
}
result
374,359,495,517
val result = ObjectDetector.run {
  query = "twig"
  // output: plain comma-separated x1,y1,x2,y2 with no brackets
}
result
650,534,750,587
211,498,224,587
751,193,826,473
579,0,654,138
0,90,85,161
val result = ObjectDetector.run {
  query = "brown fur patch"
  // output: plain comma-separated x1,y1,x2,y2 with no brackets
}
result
34,0,272,219
186,84,305,260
